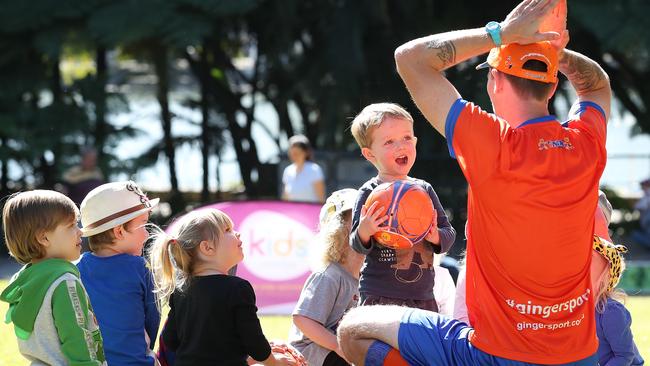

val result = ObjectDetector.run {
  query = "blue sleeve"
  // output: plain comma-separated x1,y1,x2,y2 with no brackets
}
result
424,183,456,254
568,101,606,121
601,300,639,366
445,98,467,159
350,185,374,255
566,101,607,154
142,262,161,350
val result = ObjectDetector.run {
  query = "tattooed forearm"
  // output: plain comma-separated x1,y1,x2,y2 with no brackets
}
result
559,50,608,93
426,40,457,69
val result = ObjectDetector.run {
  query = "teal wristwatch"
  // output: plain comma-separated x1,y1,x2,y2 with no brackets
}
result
485,21,502,47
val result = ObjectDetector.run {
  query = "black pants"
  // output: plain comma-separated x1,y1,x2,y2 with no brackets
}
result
360,293,438,312
323,351,350,366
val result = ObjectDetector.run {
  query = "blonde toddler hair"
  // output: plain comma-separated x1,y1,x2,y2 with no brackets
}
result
148,208,233,307
2,190,78,264
594,264,627,313
317,210,353,268
312,188,358,269
350,103,414,148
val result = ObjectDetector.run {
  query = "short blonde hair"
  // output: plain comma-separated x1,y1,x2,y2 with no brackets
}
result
350,103,413,148
2,190,79,264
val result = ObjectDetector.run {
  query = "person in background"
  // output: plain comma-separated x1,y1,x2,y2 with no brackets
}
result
62,146,105,207
282,135,325,203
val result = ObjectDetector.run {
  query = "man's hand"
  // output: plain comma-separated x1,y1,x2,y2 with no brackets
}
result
550,29,570,53
501,0,562,45
358,201,388,247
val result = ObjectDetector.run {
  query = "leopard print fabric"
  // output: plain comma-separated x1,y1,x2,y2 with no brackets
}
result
593,235,628,292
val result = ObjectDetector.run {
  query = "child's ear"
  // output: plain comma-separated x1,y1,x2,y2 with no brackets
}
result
361,147,375,163
198,240,215,255
548,82,559,101
112,225,125,240
35,230,50,247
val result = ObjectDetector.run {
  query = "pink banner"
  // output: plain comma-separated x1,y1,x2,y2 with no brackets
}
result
170,200,321,314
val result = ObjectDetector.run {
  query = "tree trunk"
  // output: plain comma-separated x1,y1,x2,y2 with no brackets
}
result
215,148,222,201
40,55,62,189
184,44,262,197
51,54,62,103
271,96,294,143
224,109,258,197
199,49,211,203
94,46,108,171
152,46,179,194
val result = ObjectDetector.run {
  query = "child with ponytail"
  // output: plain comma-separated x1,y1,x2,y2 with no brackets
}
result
148,208,301,366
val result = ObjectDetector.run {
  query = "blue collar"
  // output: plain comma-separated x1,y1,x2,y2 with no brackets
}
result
517,115,557,128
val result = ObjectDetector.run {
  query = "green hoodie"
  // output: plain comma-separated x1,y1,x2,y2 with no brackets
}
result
1,258,106,365
1,258,78,339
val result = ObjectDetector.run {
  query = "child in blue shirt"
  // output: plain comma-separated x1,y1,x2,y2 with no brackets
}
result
77,181,161,366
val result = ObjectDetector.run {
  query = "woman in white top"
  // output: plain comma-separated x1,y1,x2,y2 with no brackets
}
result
282,135,325,203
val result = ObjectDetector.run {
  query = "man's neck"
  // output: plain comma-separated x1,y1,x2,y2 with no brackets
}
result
494,100,552,128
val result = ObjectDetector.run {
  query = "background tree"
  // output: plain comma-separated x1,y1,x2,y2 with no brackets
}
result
0,0,648,214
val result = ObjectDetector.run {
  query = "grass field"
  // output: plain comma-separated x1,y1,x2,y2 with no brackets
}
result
1,280,648,365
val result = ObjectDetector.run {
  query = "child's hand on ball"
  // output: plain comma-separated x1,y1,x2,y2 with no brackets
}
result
425,209,439,245
359,201,388,246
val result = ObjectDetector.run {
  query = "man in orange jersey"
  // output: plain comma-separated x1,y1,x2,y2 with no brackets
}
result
337,0,610,365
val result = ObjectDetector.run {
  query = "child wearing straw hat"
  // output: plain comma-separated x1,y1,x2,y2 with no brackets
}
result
77,181,161,366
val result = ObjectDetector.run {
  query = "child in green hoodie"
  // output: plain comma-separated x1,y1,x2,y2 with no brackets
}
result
0,190,106,365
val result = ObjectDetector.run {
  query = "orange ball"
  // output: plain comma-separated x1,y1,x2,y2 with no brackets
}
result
365,180,434,249
539,0,567,34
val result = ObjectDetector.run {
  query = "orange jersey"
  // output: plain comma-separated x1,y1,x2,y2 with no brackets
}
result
447,99,607,364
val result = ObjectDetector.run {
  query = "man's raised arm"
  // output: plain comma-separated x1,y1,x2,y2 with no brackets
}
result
559,48,611,120
394,29,490,137
394,0,562,136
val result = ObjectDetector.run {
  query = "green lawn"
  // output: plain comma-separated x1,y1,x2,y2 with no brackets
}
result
1,280,648,365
